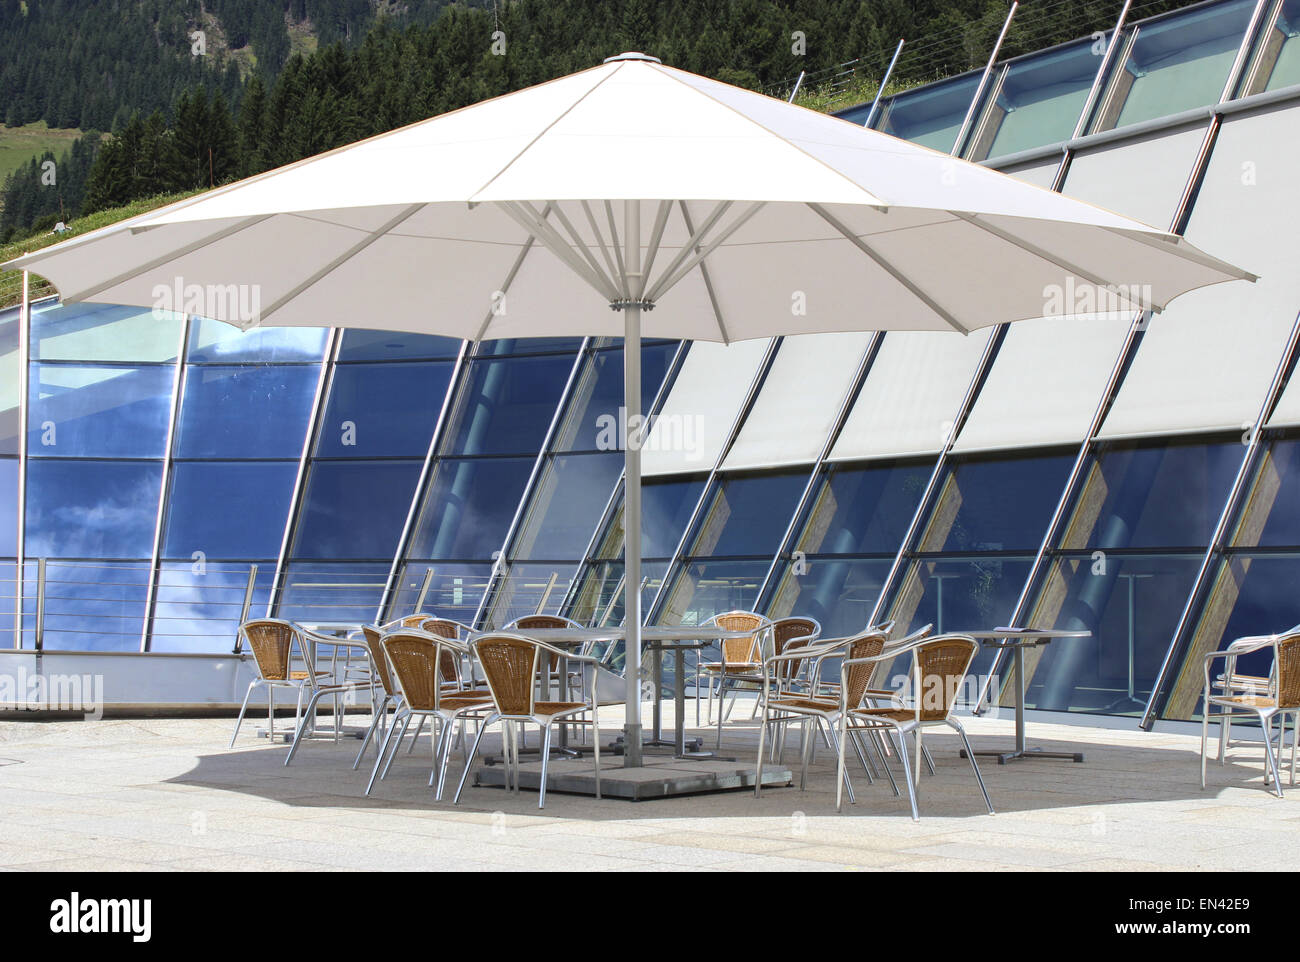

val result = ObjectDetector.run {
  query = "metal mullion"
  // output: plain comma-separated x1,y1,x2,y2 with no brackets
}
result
645,336,783,623
1071,1,1135,142
950,1,1018,157
472,339,591,628
556,339,691,620
267,328,340,617
1219,0,1276,103
753,331,884,610
375,339,470,622
139,314,191,651
14,272,30,649
1140,306,1300,727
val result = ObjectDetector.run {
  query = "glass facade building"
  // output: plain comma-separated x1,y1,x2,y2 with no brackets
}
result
5,0,1300,728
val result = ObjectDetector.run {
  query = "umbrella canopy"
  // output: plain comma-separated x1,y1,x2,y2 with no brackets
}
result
6,52,1253,768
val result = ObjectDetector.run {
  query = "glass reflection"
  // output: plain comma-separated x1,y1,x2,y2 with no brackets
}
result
188,319,327,364
292,461,422,559
554,343,675,452
1254,0,1300,93
150,561,276,653
385,562,492,625
0,459,16,556
442,354,574,456
484,562,578,629
26,460,162,558
511,453,622,562
175,364,318,458
277,562,389,624
24,560,150,651
337,329,461,362
163,462,297,560
0,308,20,454
31,302,182,363
29,363,173,458
316,361,452,458
686,470,808,558
594,475,707,562
408,457,533,560
868,73,984,151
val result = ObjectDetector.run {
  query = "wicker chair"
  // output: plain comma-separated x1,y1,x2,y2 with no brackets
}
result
1206,625,1300,763
454,634,602,809
768,617,822,695
1201,628,1300,796
352,625,402,770
756,629,891,803
836,634,993,820
229,619,330,748
366,630,493,800
696,610,774,748
281,625,382,767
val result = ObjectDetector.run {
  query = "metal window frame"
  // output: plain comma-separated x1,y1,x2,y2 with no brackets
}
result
13,273,31,649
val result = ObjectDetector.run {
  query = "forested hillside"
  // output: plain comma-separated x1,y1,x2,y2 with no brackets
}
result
1,0,1201,242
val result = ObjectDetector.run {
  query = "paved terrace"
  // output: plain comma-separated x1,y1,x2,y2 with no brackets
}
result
0,708,1296,871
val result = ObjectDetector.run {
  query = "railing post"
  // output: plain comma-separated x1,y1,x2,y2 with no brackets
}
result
34,558,46,652
413,566,434,613
235,563,258,652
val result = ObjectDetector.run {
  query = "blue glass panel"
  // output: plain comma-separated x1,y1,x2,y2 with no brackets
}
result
1262,0,1300,92
386,562,492,625
0,562,15,646
0,459,15,556
187,318,327,363
409,457,532,560
596,476,707,561
0,308,20,454
511,453,623,561
661,559,772,624
292,461,422,559
873,73,984,151
26,460,162,558
150,561,276,652
980,39,1100,160
795,461,932,556
31,302,182,362
923,453,1073,553
555,342,675,451
687,470,808,558
770,557,894,637
337,329,462,361
485,562,578,629
27,561,150,652
1109,0,1256,130
1073,440,1241,550
478,337,585,357
163,462,297,560
277,562,389,624
569,558,668,626
316,361,452,458
1022,553,1203,715
175,364,318,458
443,354,574,456
29,363,173,458
1239,439,1300,547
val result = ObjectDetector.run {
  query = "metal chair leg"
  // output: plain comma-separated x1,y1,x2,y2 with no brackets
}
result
538,724,553,809
824,719,855,804
453,713,496,804
353,695,389,770
285,689,326,766
754,702,768,799
1200,697,1209,789
895,730,920,821
366,707,406,796
406,714,427,754
1262,712,1285,798
229,681,259,748
951,719,994,815
380,712,414,780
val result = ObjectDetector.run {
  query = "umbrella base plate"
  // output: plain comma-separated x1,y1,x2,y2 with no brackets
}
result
472,756,792,801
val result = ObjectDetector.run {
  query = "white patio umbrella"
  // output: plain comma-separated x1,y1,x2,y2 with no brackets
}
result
7,51,1252,767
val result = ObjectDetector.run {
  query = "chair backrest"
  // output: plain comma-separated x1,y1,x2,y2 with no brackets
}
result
1275,632,1300,709
397,614,432,628
382,630,462,712
840,630,889,709
709,610,769,664
910,635,978,721
508,615,578,669
360,625,396,696
770,617,821,685
239,619,299,681
473,634,541,717
421,618,461,639
420,619,468,684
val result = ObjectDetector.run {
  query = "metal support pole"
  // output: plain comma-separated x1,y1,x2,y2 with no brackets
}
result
952,2,1018,156
624,199,644,768
864,39,905,128
787,71,805,103
234,563,258,651
14,271,30,649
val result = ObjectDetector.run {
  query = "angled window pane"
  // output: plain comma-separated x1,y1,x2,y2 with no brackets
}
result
478,337,585,357
31,302,182,363
175,364,318,458
408,457,532,560
1230,438,1300,547
337,329,461,361
484,562,578,629
29,363,173,458
768,557,894,638
916,453,1072,554
687,470,807,559
874,73,983,152
30,561,150,652
385,562,492,625
443,354,573,456
150,561,276,653
974,40,1100,161
316,361,451,458
0,459,15,556
659,559,772,625
292,461,422,559
554,342,675,452
1099,0,1255,132
1019,552,1203,716
1058,439,1242,551
511,453,622,561
794,461,932,557
163,462,297,560
1256,0,1300,92
594,475,708,562
0,308,20,454
188,318,327,364
568,559,668,630
277,562,389,624
26,460,162,558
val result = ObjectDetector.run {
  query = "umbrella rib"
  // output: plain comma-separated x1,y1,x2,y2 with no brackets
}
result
645,201,764,303
472,205,551,343
548,203,620,296
808,202,970,335
1104,226,1259,285
953,211,1153,312
499,201,621,301
604,201,630,300
640,200,673,300
677,201,730,344
60,214,274,302
642,200,731,302
581,200,622,293
258,204,425,324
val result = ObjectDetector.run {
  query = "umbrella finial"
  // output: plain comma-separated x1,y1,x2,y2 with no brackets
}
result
603,51,661,64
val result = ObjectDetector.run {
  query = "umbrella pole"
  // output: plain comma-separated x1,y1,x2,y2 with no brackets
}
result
623,201,644,768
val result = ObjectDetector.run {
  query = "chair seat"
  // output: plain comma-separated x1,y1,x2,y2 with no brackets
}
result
438,695,494,711
850,707,944,724
287,670,331,681
1210,693,1279,709
534,701,586,718
699,662,761,673
768,697,838,713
